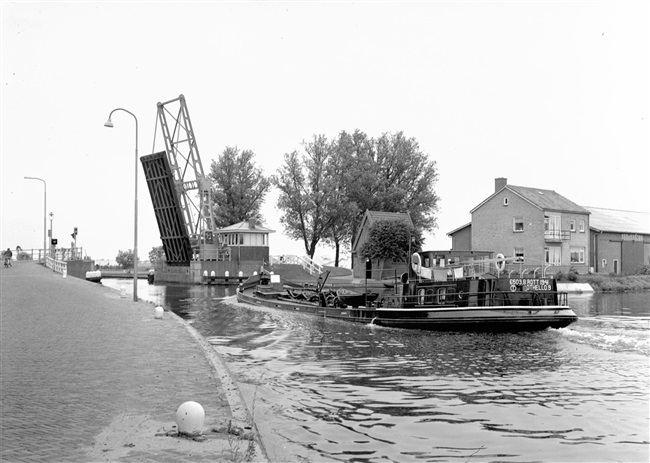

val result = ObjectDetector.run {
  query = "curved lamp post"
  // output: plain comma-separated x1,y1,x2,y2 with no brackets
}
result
23,176,47,261
104,108,138,302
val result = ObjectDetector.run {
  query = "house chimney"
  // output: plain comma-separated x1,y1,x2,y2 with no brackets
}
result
495,177,507,192
248,217,256,229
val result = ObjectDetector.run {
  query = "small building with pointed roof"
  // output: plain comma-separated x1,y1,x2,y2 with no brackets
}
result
351,210,414,279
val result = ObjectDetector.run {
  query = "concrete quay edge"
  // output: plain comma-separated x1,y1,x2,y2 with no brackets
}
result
0,261,269,462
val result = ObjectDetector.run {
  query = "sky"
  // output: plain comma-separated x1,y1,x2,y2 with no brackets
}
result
2,1,648,264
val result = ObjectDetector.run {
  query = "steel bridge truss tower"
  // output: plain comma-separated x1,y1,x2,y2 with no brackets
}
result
155,95,215,254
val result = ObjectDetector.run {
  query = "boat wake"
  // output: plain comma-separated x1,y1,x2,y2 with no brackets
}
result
556,316,649,356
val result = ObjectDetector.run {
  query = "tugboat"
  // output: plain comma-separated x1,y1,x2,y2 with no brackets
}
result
236,251,577,331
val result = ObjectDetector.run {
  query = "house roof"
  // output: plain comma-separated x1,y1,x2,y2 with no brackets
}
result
585,206,650,234
471,184,590,214
217,220,275,234
447,222,471,237
352,210,414,251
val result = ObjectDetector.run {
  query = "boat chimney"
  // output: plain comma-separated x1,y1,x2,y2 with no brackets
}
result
248,217,256,229
495,177,507,192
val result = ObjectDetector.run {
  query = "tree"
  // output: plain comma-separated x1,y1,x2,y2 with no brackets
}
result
324,130,438,257
116,249,134,270
273,135,335,259
275,130,439,263
148,246,166,265
371,132,439,235
319,131,366,266
209,146,271,228
359,220,422,262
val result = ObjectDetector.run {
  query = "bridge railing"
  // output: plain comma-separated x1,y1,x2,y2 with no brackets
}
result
271,255,324,276
12,248,84,262
46,256,68,276
196,248,231,261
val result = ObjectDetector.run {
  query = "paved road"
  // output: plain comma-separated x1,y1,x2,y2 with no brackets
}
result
1,261,267,462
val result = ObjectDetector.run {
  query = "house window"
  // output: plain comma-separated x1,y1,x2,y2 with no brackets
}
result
544,214,561,232
579,220,585,233
225,233,243,246
545,247,561,266
570,220,576,232
503,197,509,206
514,248,525,263
513,217,524,232
570,247,585,264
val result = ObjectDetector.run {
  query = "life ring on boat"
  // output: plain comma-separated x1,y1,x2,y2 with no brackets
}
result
411,253,421,274
495,253,506,272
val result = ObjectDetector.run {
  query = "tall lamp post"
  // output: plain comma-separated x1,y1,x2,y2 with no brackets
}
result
104,108,139,302
23,176,47,261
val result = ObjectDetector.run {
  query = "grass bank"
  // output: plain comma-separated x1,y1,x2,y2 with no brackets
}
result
576,274,650,292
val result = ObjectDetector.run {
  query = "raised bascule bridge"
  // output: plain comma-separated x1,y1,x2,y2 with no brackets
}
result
141,95,272,284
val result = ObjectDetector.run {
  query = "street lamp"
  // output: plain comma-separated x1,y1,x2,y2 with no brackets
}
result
23,176,46,261
104,108,139,302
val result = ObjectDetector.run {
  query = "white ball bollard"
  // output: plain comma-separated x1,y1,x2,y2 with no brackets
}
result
176,401,205,435
154,306,164,319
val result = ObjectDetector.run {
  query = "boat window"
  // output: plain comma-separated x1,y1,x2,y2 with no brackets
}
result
437,287,447,303
418,288,426,305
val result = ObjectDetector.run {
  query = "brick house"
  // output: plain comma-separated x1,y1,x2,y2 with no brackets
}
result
449,178,591,273
351,210,414,279
586,207,650,274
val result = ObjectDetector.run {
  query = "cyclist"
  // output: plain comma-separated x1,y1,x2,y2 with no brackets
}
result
4,248,13,267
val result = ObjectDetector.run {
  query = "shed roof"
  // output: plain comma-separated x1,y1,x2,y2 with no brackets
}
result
447,222,471,237
585,207,650,234
471,184,590,214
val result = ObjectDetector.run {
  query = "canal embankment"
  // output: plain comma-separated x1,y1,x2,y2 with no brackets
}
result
576,273,650,292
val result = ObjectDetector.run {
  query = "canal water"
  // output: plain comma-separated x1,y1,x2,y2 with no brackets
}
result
105,279,649,462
